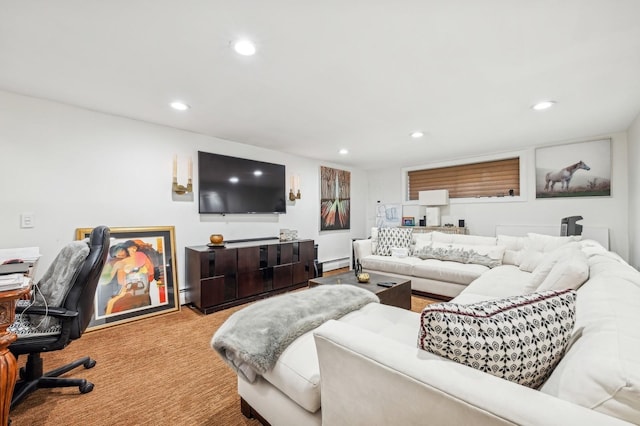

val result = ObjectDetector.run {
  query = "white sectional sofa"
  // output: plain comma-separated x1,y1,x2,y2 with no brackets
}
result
231,234,640,426
353,228,580,299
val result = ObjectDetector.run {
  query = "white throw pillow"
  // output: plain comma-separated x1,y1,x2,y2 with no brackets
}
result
518,234,582,272
412,233,433,255
523,244,587,293
496,234,526,266
418,289,577,389
537,249,589,292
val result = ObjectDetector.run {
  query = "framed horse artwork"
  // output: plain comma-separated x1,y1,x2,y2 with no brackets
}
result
535,139,611,199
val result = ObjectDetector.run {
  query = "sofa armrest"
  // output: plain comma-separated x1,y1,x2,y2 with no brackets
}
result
313,320,631,426
352,239,372,263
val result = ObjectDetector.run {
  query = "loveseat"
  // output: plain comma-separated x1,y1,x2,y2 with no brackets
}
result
222,234,640,426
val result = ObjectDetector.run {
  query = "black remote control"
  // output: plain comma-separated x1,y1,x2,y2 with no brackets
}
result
377,282,395,288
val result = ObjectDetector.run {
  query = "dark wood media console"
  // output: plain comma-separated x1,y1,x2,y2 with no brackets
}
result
186,239,317,314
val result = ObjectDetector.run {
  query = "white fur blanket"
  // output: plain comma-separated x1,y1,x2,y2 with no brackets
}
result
212,285,379,382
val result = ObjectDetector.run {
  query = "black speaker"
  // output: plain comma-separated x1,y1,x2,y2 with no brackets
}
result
458,219,465,227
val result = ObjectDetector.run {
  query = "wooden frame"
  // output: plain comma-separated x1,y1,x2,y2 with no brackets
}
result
535,138,611,199
320,166,351,231
402,216,415,226
75,226,179,331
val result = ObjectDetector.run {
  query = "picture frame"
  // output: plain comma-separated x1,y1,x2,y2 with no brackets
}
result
535,138,611,199
320,166,351,231
75,226,179,331
402,216,415,226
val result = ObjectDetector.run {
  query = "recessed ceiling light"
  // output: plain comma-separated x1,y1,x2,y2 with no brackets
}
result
170,101,190,111
339,149,349,155
410,131,425,138
233,40,256,56
229,177,239,183
531,100,556,111
253,170,263,176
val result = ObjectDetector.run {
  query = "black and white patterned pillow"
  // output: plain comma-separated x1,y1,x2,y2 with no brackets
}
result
374,227,413,256
418,289,576,388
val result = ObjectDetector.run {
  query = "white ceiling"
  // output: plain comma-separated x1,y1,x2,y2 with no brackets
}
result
1,1,640,170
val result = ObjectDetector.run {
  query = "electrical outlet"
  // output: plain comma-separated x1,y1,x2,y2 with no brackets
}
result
20,213,34,228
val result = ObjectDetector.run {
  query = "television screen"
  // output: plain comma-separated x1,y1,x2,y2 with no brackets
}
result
198,151,286,214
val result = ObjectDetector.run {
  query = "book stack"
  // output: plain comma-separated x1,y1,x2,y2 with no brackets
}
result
0,273,30,291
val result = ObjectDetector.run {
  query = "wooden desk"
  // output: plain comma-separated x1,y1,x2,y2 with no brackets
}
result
0,284,30,426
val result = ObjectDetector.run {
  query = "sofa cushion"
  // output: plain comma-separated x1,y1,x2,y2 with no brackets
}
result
518,234,582,272
456,265,532,300
523,246,589,294
411,232,433,256
539,255,640,424
263,303,420,413
414,242,505,268
496,234,526,266
418,289,577,389
431,231,497,246
360,255,422,276
374,227,413,256
411,259,488,285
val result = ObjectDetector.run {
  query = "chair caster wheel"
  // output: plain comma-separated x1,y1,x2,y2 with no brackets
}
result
84,359,96,369
79,381,94,394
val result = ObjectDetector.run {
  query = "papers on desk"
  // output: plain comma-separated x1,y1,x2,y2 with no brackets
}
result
0,273,30,291
0,246,41,278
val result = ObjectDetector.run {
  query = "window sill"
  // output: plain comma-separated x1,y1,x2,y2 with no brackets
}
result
450,196,526,204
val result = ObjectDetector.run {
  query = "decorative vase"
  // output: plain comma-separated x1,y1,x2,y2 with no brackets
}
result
210,234,224,245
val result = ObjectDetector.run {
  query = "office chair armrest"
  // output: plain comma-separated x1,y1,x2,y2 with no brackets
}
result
15,305,79,318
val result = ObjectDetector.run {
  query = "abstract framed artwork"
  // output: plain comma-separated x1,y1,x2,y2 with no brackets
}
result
75,226,179,331
320,166,351,230
535,138,611,199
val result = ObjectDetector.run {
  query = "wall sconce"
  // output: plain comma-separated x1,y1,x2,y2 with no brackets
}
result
173,155,193,195
289,175,301,201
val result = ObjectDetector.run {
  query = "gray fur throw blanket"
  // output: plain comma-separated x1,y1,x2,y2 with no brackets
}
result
212,285,379,383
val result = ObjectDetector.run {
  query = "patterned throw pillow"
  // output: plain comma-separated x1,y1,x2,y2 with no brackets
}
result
374,227,413,256
414,242,505,268
417,289,577,389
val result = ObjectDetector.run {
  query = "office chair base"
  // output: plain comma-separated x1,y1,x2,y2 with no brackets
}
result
11,353,97,409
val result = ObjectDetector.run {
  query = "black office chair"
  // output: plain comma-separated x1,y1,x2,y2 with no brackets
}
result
9,225,110,408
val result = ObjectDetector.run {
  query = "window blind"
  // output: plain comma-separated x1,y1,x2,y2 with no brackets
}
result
408,158,520,200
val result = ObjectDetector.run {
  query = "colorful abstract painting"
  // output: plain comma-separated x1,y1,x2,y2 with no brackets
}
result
320,166,351,230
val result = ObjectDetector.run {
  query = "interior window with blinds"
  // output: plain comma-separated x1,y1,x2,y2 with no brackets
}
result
407,157,520,200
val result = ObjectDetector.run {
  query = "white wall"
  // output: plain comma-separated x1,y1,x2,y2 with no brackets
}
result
0,91,367,301
367,133,630,260
628,111,640,269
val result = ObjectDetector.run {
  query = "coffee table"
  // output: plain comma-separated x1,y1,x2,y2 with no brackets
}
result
308,271,411,310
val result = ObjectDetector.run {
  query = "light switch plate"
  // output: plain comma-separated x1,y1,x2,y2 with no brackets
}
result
20,213,34,228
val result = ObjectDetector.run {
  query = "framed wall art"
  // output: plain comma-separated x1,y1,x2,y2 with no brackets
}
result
402,216,415,226
535,138,611,199
75,226,179,331
320,166,351,231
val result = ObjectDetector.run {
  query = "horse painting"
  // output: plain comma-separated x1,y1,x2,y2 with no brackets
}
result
544,160,591,191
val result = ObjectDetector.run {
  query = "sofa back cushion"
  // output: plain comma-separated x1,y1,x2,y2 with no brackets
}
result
374,227,413,256
518,233,582,272
539,253,640,424
522,244,588,293
414,242,505,268
496,234,526,266
431,231,497,246
418,289,577,389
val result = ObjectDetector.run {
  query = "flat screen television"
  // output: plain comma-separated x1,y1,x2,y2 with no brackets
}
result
198,151,286,214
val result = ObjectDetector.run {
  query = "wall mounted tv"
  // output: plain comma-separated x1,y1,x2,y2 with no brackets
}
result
198,151,286,214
